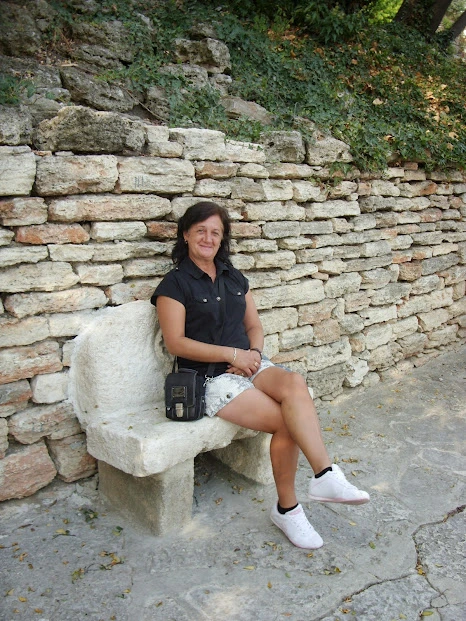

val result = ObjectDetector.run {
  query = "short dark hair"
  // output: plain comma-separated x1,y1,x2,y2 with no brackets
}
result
172,201,232,265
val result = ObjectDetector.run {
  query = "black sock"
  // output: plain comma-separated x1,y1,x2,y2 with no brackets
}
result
277,502,299,515
315,466,333,479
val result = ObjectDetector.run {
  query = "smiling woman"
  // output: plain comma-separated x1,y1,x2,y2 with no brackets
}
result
151,201,370,551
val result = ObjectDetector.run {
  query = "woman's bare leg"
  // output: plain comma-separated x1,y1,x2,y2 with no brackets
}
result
252,367,331,475
217,389,300,508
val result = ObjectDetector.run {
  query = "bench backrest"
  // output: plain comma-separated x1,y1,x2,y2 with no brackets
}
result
69,300,171,428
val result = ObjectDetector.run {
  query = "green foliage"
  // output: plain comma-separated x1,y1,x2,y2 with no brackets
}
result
0,74,34,104
15,0,466,171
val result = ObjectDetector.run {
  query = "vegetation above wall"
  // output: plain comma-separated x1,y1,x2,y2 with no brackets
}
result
1,0,465,172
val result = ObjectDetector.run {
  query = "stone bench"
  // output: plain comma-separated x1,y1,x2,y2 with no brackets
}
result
69,300,274,535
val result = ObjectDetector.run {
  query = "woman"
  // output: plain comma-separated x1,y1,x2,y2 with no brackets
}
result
151,201,369,550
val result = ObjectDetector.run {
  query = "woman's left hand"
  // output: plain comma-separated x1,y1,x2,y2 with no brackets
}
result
226,348,261,377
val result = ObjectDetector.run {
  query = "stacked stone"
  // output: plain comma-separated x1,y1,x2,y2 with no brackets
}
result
1,111,465,501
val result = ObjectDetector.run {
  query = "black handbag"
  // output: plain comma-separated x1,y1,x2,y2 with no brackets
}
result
164,277,226,421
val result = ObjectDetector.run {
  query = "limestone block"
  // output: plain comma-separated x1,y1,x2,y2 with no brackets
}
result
262,221,301,240
324,272,362,298
259,307,299,335
193,179,232,197
439,264,466,285
359,196,397,213
426,325,459,348
48,309,102,338
398,181,438,197
0,105,32,145
259,179,294,201
47,433,97,482
296,247,332,264
412,231,444,245
452,280,465,300
397,332,428,356
447,298,466,318
348,332,366,353
390,234,414,250
62,339,75,367
146,221,178,240
5,287,107,320
34,106,146,153
30,370,68,404
280,325,314,350
358,305,397,326
368,342,402,371
299,298,339,327
230,221,261,237
221,96,272,124
301,221,333,235
328,181,358,199
392,316,419,339
122,257,172,278
281,264,319,282
236,163,268,178
90,221,146,242
306,363,347,399
8,400,78,444
244,271,281,290
35,154,118,196
370,283,412,305
98,460,193,535
0,341,62,385
398,261,423,281
0,197,47,226
0,380,31,418
15,223,90,245
230,254,255,271
0,228,14,246
212,433,274,485
243,201,305,221
418,308,450,332
106,278,162,305
76,263,123,286
353,214,376,231
169,128,226,161
370,180,400,196
237,239,277,253
305,133,352,166
264,333,280,358
0,247,48,268
304,337,352,371
0,441,57,501
254,280,325,310
48,244,94,262
230,178,265,201
173,38,231,74
260,130,305,163
60,67,136,113
49,194,171,222
397,211,420,224
0,418,7,458
292,180,326,202
266,163,314,179
0,262,79,293
432,242,459,256
307,200,360,219
344,357,369,387
118,157,195,194
253,250,295,270
146,125,183,158
312,318,341,345
360,268,392,290
361,240,392,257
0,316,49,348
0,146,36,195
278,237,312,250
225,140,266,163
397,288,453,319
344,291,371,312
311,233,343,248
364,324,393,350
339,314,365,335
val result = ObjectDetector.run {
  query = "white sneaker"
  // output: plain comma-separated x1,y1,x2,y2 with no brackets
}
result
309,464,370,505
270,503,323,549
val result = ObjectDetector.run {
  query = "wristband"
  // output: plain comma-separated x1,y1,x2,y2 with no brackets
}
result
231,347,237,364
250,347,262,358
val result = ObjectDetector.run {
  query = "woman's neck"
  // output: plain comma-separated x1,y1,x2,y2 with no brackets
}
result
189,256,217,280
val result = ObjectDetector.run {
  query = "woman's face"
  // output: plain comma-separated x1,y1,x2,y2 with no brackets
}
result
184,214,224,264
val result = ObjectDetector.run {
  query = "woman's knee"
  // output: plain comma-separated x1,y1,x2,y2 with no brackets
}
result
281,371,310,399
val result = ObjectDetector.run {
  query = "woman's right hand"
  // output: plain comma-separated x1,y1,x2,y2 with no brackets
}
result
227,348,261,377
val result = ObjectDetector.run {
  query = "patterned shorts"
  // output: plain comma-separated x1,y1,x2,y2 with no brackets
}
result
204,358,275,418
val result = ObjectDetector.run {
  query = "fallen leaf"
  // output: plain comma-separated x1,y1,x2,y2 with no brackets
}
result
323,427,333,432
18,596,27,602
372,98,384,105
243,566,255,570
349,521,357,526
267,581,272,589
369,541,376,549
421,612,434,617
215,498,223,505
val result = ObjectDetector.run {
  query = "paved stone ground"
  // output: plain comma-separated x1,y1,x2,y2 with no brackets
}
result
1,346,465,621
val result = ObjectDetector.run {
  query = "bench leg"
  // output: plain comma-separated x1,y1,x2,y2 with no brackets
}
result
211,431,274,485
98,459,194,535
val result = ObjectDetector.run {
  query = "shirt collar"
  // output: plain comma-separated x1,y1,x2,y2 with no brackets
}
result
178,257,229,279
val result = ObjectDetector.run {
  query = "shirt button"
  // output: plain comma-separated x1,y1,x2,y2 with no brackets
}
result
203,298,207,302
216,296,221,301
237,292,241,295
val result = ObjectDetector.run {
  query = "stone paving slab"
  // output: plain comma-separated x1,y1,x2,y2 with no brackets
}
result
0,346,465,621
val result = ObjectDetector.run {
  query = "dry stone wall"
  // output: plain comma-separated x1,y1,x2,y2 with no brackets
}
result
1,107,466,501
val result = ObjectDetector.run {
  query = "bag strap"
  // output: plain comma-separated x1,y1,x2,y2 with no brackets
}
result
174,274,227,377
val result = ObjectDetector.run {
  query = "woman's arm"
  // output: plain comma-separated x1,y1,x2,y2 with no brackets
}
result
156,295,235,364
243,290,264,354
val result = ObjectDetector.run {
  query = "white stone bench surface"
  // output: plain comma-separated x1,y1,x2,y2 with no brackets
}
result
69,300,273,534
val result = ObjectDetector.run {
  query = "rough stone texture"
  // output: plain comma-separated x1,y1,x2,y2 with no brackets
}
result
35,154,118,196
0,262,79,293
0,197,47,226
173,38,231,74
0,441,56,501
221,97,272,124
305,132,352,165
60,67,136,113
0,380,32,418
118,157,195,194
8,401,78,444
47,433,97,482
34,106,146,153
260,131,305,163
0,146,36,196
0,341,62,385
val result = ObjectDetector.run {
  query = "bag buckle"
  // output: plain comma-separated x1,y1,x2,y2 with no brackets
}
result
175,403,184,418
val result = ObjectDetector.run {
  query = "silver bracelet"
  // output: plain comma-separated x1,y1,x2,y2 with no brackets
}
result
232,347,237,364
